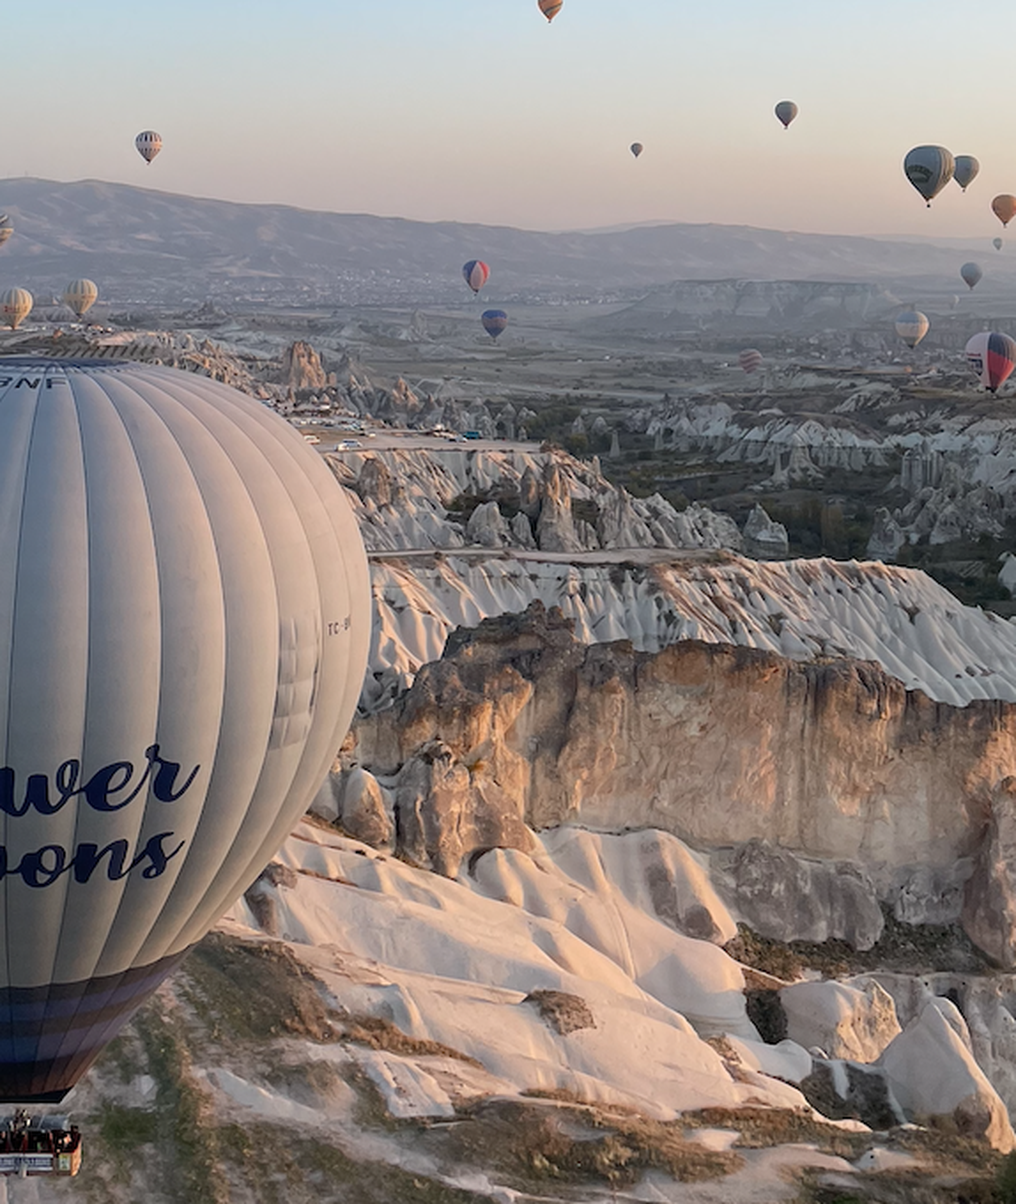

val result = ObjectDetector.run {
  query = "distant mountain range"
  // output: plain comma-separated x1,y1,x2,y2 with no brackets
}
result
0,178,1008,310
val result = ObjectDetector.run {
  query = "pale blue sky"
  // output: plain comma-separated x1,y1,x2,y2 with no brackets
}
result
6,1,1013,236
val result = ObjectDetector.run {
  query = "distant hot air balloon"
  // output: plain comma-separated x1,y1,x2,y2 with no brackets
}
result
953,156,980,192
993,195,1016,227
903,146,955,206
966,331,1016,392
995,237,1004,251
960,262,983,290
538,0,562,21
895,310,930,348
0,358,370,1102
738,348,763,374
774,101,798,129
63,279,99,318
0,217,13,249
481,309,508,339
135,131,162,165
630,143,644,159
462,260,490,294
0,288,32,330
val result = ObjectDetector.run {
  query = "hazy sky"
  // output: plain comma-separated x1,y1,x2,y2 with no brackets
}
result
7,1,1014,237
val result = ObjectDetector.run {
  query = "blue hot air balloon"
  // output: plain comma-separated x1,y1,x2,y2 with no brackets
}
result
0,359,370,1103
481,310,508,339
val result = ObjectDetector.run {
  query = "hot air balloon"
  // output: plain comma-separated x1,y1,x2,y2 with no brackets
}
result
961,262,983,290
993,195,1016,227
774,101,798,129
481,310,508,339
538,0,562,21
0,358,370,1102
953,155,980,192
63,279,99,318
462,260,490,295
895,310,930,348
966,332,1016,392
0,217,13,249
630,143,644,159
995,238,1004,251
0,288,32,330
135,131,162,165
903,146,955,206
738,348,763,374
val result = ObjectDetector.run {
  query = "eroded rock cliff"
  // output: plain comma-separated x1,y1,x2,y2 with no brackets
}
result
351,602,1016,966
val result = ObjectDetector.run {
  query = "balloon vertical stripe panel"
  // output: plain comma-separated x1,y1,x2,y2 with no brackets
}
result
0,359,370,1102
165,386,371,954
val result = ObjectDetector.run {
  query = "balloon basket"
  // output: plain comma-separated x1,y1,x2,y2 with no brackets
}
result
0,1112,81,1178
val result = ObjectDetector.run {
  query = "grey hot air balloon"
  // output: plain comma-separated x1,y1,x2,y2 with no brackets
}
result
774,101,798,129
0,288,32,330
630,142,644,159
954,155,980,192
961,262,983,290
0,359,370,1102
63,279,98,318
995,238,1004,251
904,145,955,206
895,310,930,348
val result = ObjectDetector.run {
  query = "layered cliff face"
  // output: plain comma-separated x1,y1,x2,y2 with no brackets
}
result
349,603,1016,968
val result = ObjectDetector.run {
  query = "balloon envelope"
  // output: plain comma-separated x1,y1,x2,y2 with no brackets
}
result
903,146,954,206
774,101,798,129
63,279,98,318
0,288,32,330
0,360,369,1101
995,238,1004,251
135,131,162,164
895,310,929,348
538,0,562,20
481,309,508,339
960,262,983,290
462,260,490,294
630,143,644,158
738,348,763,374
953,155,980,192
966,332,1016,391
993,195,1016,227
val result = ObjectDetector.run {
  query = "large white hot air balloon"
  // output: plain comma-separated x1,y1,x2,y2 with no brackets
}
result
0,359,370,1101
0,288,32,330
135,131,162,164
63,279,98,318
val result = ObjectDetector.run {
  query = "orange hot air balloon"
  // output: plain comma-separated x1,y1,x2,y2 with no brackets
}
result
538,0,563,21
993,195,1016,228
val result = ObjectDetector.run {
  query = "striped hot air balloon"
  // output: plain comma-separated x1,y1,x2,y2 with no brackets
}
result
966,332,1016,392
135,131,162,165
0,288,32,330
481,310,509,339
538,0,563,22
462,260,490,294
738,348,763,374
894,311,929,348
63,279,99,318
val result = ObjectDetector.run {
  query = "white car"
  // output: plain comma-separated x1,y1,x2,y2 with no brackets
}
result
302,433,321,444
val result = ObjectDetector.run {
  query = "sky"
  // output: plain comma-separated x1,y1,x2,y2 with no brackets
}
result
5,1,1015,239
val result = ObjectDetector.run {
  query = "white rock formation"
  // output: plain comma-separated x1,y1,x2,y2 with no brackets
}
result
780,981,901,1063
